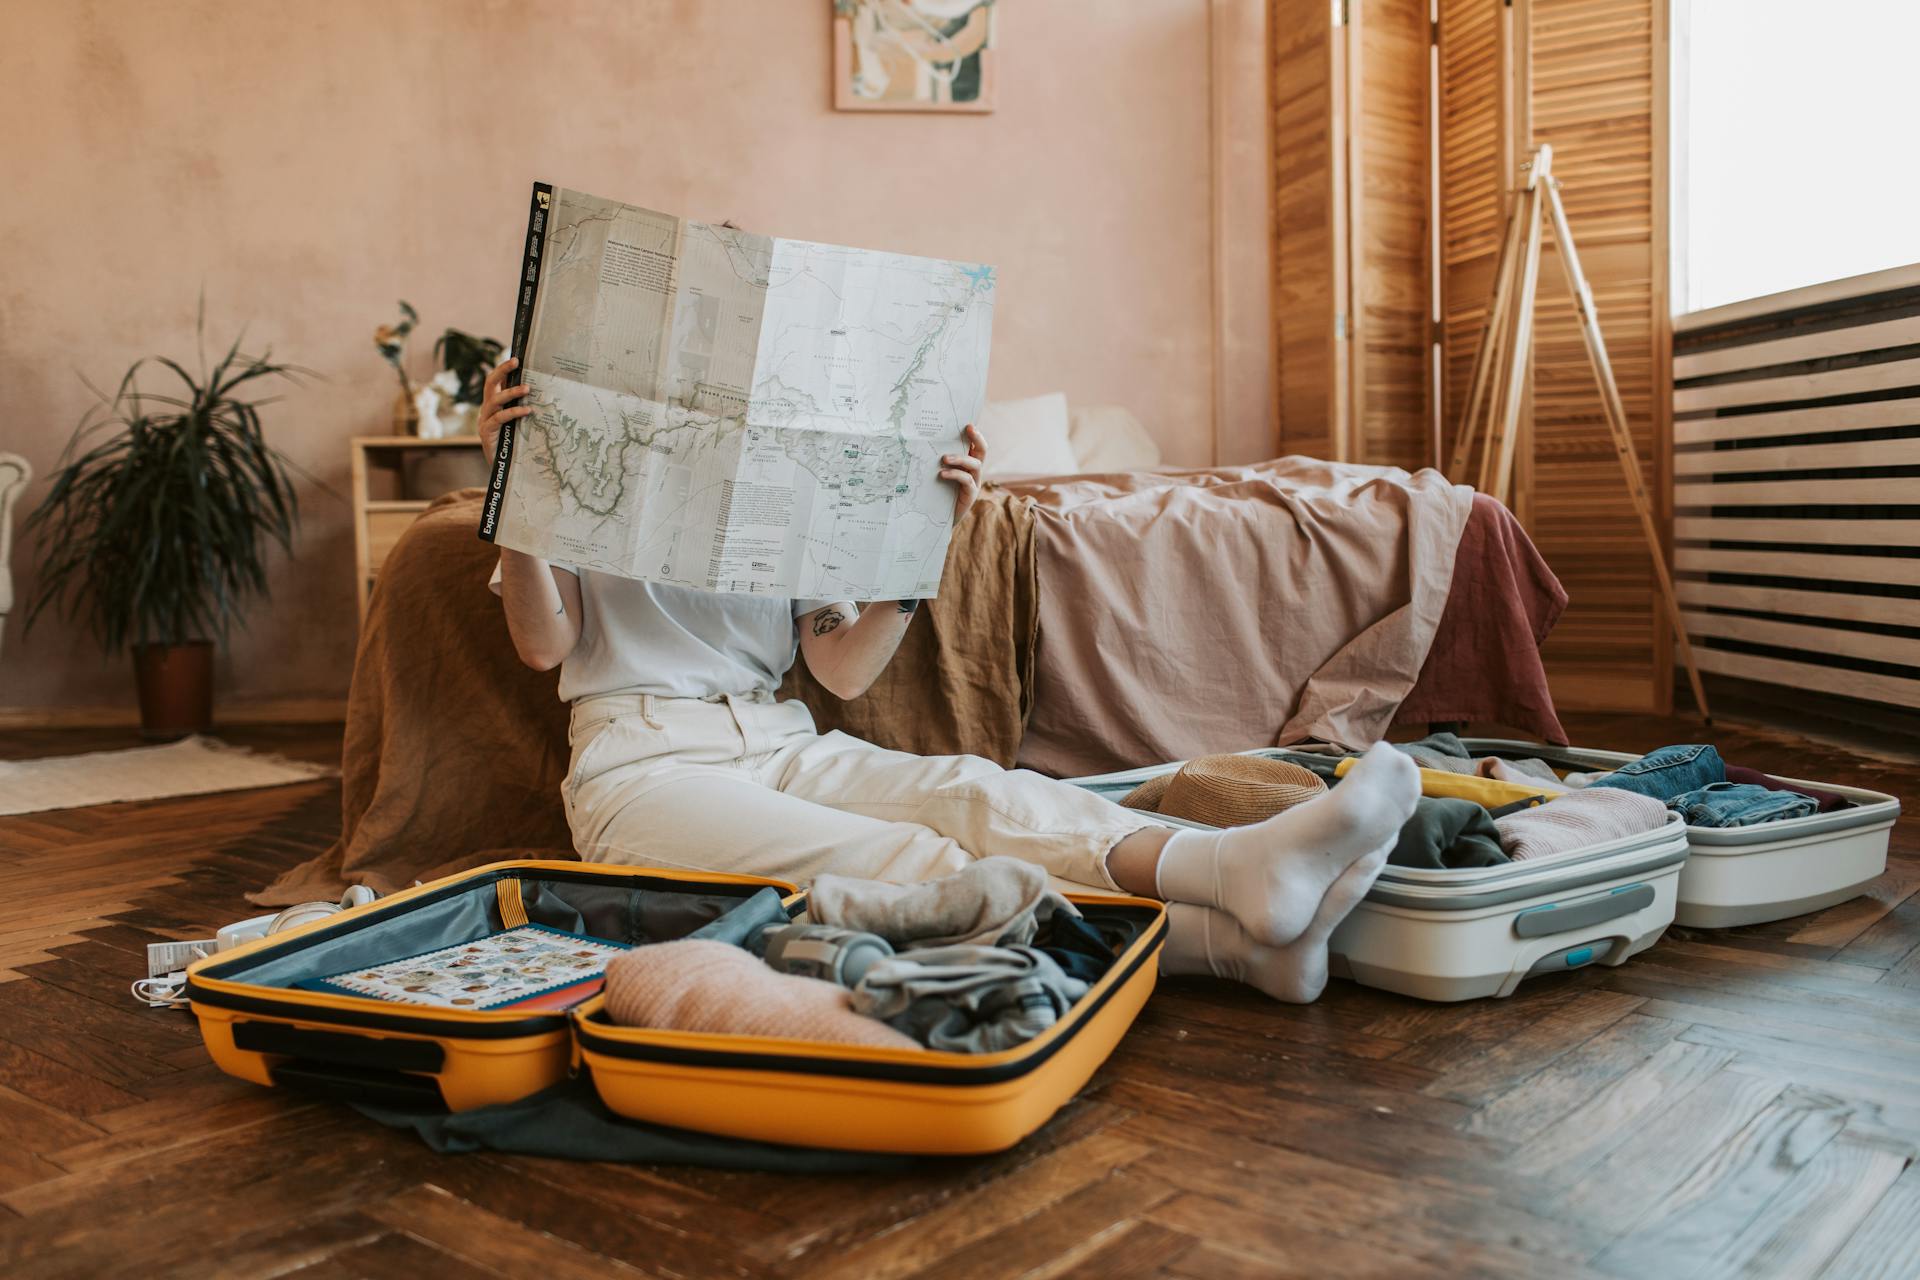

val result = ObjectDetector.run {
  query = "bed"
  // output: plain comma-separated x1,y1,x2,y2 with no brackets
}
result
254,452,1567,905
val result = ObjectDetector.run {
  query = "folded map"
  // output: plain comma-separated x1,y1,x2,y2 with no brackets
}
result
479,183,997,601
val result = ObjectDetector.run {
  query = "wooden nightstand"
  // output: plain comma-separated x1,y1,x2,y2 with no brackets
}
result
350,436,486,623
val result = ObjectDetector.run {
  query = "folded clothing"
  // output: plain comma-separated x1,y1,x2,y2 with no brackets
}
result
1494,788,1668,860
1478,756,1578,792
1261,747,1348,783
604,939,920,1050
1390,732,1481,775
1037,909,1120,984
853,944,1088,1053
809,855,1074,948
759,924,894,988
1666,781,1819,828
1588,744,1724,802
1390,797,1509,869
1724,764,1849,814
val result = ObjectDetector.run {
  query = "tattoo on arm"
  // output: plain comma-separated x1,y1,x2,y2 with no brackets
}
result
896,598,920,616
811,609,848,637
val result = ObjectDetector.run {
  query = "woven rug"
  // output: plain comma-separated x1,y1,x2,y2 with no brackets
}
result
0,735,336,816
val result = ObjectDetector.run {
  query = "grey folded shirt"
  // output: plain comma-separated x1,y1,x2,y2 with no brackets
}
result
809,855,1077,949
852,944,1089,1053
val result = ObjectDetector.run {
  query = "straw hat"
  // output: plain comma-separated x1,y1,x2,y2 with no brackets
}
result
1120,754,1327,827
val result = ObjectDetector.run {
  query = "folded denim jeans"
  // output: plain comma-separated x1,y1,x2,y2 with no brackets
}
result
1588,744,1725,802
1665,782,1818,828
1724,764,1849,814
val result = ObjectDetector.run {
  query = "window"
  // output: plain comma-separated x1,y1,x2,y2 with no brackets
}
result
1674,0,1920,314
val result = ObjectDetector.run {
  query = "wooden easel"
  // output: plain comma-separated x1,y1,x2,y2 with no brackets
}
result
1449,145,1713,723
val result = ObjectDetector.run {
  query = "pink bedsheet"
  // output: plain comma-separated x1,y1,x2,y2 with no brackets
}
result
1008,459,1479,777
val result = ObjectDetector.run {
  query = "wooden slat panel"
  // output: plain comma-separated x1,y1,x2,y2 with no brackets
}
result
1674,356,1920,414
1272,0,1338,461
1675,546,1920,588
1691,644,1920,710
1681,610,1920,668
1521,0,1667,713
1675,476,1916,507
1675,396,1920,446
1437,0,1505,473
1677,580,1920,630
1353,0,1433,470
1673,437,1920,476
1675,259,1920,332
1674,315,1920,381
1675,516,1920,545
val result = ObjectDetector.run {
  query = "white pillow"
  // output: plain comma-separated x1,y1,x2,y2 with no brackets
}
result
977,392,1079,478
1067,404,1162,472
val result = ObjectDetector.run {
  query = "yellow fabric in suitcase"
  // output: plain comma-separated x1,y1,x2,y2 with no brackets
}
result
1334,756,1552,808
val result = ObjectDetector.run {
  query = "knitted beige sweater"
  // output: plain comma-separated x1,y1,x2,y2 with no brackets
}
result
1493,788,1668,860
604,939,920,1049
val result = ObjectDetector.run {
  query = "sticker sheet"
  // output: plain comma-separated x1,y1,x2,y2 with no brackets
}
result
304,924,629,1010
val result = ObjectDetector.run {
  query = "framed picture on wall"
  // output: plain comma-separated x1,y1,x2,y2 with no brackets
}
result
833,1,998,113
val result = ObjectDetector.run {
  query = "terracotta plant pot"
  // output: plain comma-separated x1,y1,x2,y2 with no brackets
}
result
133,641,215,740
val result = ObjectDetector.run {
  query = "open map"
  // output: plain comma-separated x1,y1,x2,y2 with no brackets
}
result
478,184,996,601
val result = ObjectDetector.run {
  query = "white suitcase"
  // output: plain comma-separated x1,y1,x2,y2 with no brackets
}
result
1462,739,1900,929
1068,750,1692,1002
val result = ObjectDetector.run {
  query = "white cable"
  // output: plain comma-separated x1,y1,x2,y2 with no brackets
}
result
131,975,190,1009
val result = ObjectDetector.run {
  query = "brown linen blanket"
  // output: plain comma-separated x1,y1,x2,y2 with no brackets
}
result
254,488,1037,905
779,486,1037,765
1009,459,1474,778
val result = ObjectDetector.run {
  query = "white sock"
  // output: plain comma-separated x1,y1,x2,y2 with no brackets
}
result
1161,846,1387,1003
1154,741,1417,947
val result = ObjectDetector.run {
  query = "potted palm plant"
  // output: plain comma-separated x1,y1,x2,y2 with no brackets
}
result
25,312,304,738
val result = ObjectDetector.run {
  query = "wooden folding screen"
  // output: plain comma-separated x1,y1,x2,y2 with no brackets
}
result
1269,0,1672,713
1271,0,1432,469
1509,0,1671,714
1271,1,1343,462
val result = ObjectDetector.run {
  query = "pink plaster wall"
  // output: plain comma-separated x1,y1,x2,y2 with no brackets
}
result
1,0,1252,715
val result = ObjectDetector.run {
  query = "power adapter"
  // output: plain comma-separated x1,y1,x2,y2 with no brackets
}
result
146,938,219,979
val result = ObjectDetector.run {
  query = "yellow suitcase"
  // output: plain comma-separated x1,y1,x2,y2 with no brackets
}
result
186,860,795,1112
573,890,1165,1154
186,860,1165,1153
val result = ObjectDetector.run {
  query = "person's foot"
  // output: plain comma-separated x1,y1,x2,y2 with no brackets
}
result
1162,845,1387,1003
1154,742,1417,946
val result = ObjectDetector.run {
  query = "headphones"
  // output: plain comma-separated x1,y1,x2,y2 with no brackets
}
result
264,884,379,936
134,886,383,1009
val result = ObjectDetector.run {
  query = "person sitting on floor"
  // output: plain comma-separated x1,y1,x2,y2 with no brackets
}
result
477,359,1418,1003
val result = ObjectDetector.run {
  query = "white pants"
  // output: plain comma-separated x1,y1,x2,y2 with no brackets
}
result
562,693,1155,894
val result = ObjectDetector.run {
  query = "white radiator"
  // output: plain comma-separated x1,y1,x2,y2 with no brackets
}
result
1672,262,1920,712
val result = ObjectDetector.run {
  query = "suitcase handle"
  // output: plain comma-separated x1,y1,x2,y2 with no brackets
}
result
232,1019,446,1073
269,1059,447,1110
1513,883,1655,938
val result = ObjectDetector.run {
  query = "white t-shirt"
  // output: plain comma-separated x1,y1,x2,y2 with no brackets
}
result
490,560,840,702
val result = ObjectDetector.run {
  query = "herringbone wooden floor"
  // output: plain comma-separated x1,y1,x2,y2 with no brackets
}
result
0,715,1915,1279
